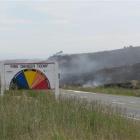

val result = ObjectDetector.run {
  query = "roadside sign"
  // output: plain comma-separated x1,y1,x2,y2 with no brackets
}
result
0,62,59,98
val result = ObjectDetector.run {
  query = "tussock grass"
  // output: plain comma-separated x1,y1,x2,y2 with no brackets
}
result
0,90,140,140
65,86,140,97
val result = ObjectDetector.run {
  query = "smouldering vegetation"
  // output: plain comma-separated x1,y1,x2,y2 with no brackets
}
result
0,90,140,140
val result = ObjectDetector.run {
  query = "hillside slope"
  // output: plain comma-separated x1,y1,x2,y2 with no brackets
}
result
54,46,140,86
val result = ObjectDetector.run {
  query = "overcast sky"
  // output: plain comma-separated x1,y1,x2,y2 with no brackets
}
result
0,0,140,59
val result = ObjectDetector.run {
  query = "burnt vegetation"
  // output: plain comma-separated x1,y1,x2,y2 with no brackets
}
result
54,46,140,88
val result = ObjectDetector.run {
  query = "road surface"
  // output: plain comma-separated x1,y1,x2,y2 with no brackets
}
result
61,89,140,120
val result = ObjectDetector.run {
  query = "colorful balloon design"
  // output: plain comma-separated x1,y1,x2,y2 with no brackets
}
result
10,69,50,90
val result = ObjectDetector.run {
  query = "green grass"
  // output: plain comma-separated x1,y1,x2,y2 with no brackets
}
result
0,90,140,140
65,86,140,97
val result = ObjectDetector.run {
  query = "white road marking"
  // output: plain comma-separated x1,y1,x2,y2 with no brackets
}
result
73,91,83,93
66,90,96,95
127,116,140,121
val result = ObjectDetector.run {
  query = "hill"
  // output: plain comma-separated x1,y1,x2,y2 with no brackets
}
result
53,46,140,86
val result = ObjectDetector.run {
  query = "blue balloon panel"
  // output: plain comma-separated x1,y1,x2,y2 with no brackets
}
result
15,71,29,89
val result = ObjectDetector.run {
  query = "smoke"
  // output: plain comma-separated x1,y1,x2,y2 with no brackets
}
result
83,81,102,88
55,47,140,87
61,55,99,75
58,54,108,86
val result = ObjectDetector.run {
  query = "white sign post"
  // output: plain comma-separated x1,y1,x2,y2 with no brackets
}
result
0,62,59,98
1,62,5,96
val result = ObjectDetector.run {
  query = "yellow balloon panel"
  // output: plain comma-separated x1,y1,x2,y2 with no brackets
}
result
24,70,37,88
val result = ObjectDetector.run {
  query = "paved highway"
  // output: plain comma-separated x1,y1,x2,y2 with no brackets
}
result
61,89,140,120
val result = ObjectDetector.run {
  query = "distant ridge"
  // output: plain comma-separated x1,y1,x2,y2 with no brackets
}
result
53,46,140,86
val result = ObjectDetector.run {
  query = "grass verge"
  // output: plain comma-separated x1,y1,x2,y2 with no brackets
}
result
64,86,140,97
0,90,140,140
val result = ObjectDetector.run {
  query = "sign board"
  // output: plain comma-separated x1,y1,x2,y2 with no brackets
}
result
0,62,59,98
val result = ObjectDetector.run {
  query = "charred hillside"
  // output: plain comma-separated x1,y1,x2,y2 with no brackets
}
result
54,46,140,86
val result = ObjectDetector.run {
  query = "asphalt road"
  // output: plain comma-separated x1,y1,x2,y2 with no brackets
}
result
61,89,140,120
